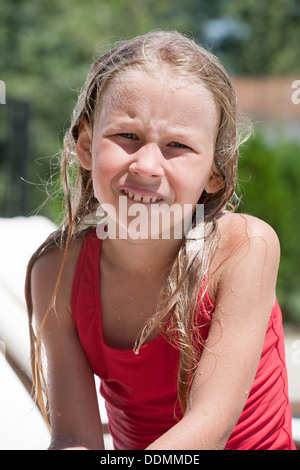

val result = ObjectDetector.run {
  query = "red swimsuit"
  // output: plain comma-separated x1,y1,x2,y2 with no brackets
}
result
71,229,296,450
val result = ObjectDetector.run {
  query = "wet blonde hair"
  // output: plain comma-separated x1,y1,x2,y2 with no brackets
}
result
25,30,251,425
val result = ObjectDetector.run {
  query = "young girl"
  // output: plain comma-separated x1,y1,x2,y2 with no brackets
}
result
25,30,296,450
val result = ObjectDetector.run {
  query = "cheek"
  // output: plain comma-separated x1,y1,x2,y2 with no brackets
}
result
90,144,111,201
91,140,128,202
91,141,117,181
92,138,129,173
173,161,213,204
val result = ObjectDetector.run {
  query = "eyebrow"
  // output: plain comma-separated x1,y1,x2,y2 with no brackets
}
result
99,108,214,148
103,116,200,134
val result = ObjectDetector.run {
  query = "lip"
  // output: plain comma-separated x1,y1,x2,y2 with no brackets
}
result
118,185,166,204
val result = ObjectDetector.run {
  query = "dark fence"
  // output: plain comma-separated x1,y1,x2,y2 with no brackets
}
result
0,99,31,217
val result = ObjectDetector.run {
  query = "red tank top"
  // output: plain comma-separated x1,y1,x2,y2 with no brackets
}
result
71,230,296,450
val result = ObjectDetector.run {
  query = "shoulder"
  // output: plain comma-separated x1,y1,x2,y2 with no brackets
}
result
31,235,83,282
208,212,280,297
30,234,84,319
216,211,280,253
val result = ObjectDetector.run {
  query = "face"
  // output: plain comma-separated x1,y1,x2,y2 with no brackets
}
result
77,69,223,239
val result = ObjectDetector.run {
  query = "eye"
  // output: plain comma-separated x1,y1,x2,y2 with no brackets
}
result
119,133,138,140
168,142,192,150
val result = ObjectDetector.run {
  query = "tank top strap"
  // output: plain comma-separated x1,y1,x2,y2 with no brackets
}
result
71,228,100,327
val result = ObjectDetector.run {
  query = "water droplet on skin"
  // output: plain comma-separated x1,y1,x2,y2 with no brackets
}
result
114,310,121,320
131,296,135,301
139,311,144,316
231,287,235,293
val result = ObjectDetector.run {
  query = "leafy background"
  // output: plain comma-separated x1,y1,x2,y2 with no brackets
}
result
0,0,300,323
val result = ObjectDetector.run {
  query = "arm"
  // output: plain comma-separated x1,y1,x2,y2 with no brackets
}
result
147,214,281,450
31,243,104,450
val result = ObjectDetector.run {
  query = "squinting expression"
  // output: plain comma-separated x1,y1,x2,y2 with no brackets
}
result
88,69,222,237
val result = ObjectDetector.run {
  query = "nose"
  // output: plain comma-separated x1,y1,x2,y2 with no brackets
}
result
128,143,164,179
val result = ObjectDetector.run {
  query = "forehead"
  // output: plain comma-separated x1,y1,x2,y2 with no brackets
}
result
98,68,219,132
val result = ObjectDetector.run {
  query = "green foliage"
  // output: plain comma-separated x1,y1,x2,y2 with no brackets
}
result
0,0,299,323
0,0,224,217
237,132,300,324
220,0,300,75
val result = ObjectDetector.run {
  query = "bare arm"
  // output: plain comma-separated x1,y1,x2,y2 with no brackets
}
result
31,244,104,450
147,214,281,450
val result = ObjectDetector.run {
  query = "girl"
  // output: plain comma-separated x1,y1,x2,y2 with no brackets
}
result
25,31,296,450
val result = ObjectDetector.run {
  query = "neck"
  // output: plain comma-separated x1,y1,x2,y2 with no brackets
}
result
101,237,182,278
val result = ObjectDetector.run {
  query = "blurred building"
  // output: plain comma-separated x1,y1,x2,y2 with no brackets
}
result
233,77,300,142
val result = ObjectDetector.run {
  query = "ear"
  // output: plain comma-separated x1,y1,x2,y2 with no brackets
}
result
205,170,225,194
76,120,93,170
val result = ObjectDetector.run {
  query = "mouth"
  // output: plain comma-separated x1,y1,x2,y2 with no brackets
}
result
121,188,164,204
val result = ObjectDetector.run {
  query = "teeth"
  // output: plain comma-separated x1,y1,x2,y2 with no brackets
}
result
123,190,160,203
133,193,142,202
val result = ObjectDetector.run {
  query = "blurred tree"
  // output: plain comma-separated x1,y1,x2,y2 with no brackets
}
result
219,0,300,75
238,133,300,324
0,0,224,219
0,0,299,323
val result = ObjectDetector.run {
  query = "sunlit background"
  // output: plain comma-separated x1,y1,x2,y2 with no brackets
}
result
0,0,299,449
